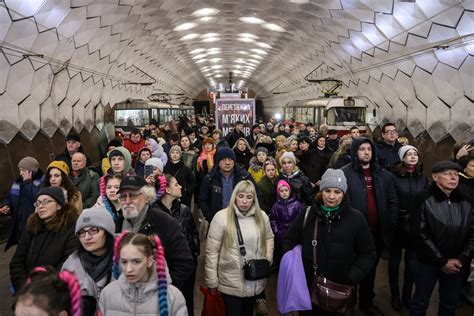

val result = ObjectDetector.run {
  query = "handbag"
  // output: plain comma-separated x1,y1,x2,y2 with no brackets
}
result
310,216,353,314
235,214,271,280
200,286,225,316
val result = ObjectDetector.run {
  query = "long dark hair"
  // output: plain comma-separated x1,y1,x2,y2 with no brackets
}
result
45,168,81,204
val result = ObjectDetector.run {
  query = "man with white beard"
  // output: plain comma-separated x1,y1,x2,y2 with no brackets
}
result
114,175,194,292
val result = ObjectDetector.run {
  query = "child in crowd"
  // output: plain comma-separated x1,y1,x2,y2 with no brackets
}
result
135,147,152,177
248,147,271,183
270,180,303,265
99,232,187,315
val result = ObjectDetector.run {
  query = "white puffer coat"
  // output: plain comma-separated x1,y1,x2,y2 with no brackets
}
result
205,207,274,297
99,269,187,316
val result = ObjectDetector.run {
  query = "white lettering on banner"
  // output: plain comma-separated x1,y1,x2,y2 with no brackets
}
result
223,127,232,135
229,114,251,123
216,99,255,137
222,115,229,124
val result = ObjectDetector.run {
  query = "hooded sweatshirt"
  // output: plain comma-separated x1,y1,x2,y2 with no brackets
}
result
108,147,136,176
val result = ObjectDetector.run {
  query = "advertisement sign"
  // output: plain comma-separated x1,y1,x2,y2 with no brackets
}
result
219,93,241,100
215,99,255,137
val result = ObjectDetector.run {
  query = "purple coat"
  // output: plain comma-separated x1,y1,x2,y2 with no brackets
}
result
270,195,303,242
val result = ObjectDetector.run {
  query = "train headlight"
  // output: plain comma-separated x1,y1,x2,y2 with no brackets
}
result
274,113,282,120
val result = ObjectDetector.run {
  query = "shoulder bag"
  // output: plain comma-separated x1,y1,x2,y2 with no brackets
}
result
235,214,271,281
311,216,353,314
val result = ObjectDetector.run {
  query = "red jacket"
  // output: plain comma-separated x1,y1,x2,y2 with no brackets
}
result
123,138,146,163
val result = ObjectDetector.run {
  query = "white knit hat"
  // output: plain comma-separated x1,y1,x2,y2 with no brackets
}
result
145,157,164,173
279,151,297,165
398,145,418,161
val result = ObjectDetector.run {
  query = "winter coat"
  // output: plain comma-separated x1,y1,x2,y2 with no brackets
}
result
234,148,252,170
71,167,100,209
246,133,259,148
269,195,303,243
181,150,197,173
135,159,146,177
391,162,429,247
273,169,315,207
199,166,263,223
458,172,474,207
326,137,340,152
296,149,325,183
205,207,274,297
10,210,79,292
316,146,333,168
99,270,187,316
375,140,402,171
248,157,265,183
154,200,199,261
341,137,399,247
115,207,194,291
3,170,44,250
163,160,196,207
123,138,146,163
257,176,277,214
411,182,473,267
55,148,91,169
216,138,230,151
283,203,377,286
226,129,245,148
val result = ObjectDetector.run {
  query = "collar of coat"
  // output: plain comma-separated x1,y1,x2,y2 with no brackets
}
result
429,181,465,202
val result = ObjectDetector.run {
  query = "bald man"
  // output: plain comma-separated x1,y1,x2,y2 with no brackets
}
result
71,152,100,208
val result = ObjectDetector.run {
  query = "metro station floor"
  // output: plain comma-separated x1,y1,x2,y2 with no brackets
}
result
0,217,472,316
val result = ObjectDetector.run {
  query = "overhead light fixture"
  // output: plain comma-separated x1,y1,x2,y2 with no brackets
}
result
215,74,223,78
251,48,267,55
173,22,198,31
247,59,261,64
206,50,220,55
192,53,207,59
190,48,205,54
238,51,248,55
198,16,217,23
238,38,256,43
211,65,223,69
208,47,221,51
180,33,200,40
201,32,219,38
262,23,285,32
239,33,259,39
239,16,265,24
202,37,220,42
192,8,220,17
209,58,222,62
195,58,207,63
251,54,264,59
257,42,272,49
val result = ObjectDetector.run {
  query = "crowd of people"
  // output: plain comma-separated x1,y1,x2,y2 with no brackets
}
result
1,114,473,316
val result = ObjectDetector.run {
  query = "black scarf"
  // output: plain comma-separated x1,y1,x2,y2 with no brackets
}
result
78,234,114,283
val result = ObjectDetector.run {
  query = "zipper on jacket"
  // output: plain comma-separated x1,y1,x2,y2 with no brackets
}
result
133,286,138,315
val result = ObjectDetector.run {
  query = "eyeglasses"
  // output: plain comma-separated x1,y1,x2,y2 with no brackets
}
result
77,227,101,238
33,199,55,208
384,130,398,135
118,192,142,202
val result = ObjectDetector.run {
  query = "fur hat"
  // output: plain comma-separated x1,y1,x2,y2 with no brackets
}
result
47,160,69,176
18,157,39,172
320,169,348,193
36,187,66,206
398,145,418,161
75,206,116,237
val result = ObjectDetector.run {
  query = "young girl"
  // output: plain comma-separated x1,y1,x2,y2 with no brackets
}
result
99,232,187,315
248,147,270,183
96,174,122,219
180,135,197,173
270,180,303,264
15,266,82,316
135,147,152,177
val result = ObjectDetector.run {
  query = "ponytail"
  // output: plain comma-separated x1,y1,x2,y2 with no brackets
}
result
113,231,129,279
152,235,169,316
156,175,167,199
59,270,82,316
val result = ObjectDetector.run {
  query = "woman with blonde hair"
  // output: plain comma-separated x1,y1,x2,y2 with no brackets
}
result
205,180,274,316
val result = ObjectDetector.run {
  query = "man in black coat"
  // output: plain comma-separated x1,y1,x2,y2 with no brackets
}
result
55,132,91,169
375,122,402,171
198,147,263,223
341,137,399,316
114,175,194,292
226,121,245,148
245,124,261,148
410,161,473,316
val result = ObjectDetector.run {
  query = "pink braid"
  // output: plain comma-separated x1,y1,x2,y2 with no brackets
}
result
113,231,129,279
58,270,82,316
100,175,107,196
153,235,169,316
156,175,167,199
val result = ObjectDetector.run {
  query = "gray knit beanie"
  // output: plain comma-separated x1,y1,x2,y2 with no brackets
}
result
75,206,116,237
319,169,348,193
18,157,39,172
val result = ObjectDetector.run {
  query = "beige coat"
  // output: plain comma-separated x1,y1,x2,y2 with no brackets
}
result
205,207,274,297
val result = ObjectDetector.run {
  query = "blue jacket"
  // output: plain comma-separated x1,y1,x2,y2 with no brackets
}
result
198,166,263,222
375,140,402,171
3,170,44,250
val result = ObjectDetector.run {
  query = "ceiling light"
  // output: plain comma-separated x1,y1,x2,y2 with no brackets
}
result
209,58,222,62
257,42,272,49
190,48,205,54
207,50,220,55
198,16,217,23
173,22,198,32
201,33,219,38
251,54,264,59
247,59,261,64
192,53,207,59
239,33,259,39
239,16,265,24
238,38,256,43
233,70,242,74
251,48,267,55
202,37,220,42
192,8,220,17
208,47,221,51
215,74,223,78
211,65,223,69
238,51,248,55
195,59,207,63
262,23,285,32
180,33,200,40
234,65,242,69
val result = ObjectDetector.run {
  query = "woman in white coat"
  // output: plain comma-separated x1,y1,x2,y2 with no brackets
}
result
205,180,274,316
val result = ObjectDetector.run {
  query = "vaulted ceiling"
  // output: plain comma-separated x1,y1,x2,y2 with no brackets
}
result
0,0,472,143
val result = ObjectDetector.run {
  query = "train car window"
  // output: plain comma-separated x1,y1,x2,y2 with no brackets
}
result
327,107,365,126
115,109,150,127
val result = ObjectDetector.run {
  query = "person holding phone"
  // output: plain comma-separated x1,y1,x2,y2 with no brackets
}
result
144,157,164,186
2,157,45,250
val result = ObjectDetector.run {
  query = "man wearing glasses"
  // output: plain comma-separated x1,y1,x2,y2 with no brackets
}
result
114,175,194,293
376,123,402,171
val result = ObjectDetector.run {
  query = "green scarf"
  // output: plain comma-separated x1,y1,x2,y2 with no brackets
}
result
321,204,340,214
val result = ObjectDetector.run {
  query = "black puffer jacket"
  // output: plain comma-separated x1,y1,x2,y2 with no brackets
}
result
283,203,377,286
273,169,315,207
375,140,402,171
163,160,196,207
296,149,325,183
458,172,474,207
115,207,194,290
341,137,399,247
154,199,199,261
391,162,429,246
411,182,473,267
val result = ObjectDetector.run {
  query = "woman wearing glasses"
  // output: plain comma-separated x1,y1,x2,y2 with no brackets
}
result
62,206,116,315
10,187,79,293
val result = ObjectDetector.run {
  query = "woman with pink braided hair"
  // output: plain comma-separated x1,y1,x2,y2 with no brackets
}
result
99,232,187,316
15,266,82,316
